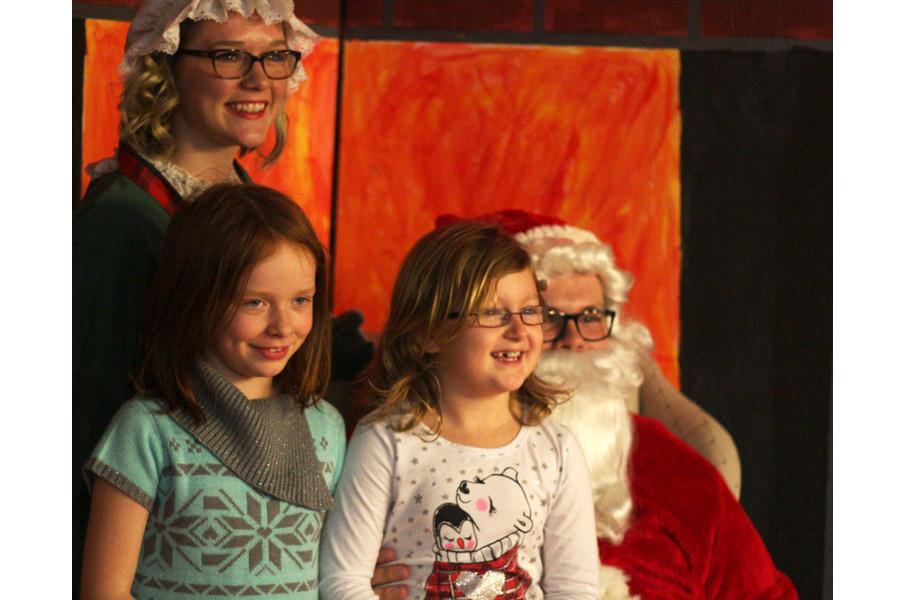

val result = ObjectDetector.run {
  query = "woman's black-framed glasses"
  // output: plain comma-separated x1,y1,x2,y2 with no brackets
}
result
176,49,302,80
542,307,616,343
448,306,550,328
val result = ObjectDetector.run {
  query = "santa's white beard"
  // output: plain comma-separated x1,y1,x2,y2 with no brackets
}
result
536,339,644,544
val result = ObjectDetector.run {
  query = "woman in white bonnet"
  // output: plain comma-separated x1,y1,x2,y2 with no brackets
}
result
74,1,407,597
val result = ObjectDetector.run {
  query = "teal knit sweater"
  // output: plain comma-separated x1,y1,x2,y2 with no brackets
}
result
85,366,345,598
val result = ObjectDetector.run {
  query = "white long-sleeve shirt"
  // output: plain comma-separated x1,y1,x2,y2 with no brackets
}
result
319,418,599,599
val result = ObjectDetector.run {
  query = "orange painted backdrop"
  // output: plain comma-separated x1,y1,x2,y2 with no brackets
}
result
334,41,682,383
81,19,338,242
80,28,681,384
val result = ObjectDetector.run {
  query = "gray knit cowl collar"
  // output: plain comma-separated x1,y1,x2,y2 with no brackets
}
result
168,362,334,511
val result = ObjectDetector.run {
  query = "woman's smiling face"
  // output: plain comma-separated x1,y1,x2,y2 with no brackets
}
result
171,13,289,154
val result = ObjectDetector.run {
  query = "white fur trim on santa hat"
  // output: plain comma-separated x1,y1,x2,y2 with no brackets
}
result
514,223,634,309
513,223,600,246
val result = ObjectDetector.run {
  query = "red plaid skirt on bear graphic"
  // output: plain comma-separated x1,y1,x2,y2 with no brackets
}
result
424,546,531,599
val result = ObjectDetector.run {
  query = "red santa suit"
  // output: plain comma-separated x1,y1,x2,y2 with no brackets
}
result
601,415,797,599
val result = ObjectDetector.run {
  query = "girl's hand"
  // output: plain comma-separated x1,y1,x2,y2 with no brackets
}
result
372,546,409,600
81,478,150,600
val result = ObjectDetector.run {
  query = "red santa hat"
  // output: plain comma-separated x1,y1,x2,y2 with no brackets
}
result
435,210,634,309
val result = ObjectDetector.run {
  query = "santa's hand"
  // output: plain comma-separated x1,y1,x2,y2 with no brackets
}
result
373,546,409,599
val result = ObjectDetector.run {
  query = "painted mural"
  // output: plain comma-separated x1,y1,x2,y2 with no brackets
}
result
80,19,338,243
80,25,681,384
335,41,682,383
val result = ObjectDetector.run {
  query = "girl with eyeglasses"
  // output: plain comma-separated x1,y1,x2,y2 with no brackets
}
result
319,221,599,599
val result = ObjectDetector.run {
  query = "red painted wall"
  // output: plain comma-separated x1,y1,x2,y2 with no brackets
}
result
73,0,832,39
545,0,689,35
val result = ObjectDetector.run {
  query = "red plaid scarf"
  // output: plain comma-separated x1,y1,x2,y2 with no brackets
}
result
116,145,251,215
116,145,183,216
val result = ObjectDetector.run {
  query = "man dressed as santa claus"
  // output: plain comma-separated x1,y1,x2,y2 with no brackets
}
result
504,210,797,599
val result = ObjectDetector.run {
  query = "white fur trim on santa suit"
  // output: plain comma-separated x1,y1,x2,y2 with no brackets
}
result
599,564,639,600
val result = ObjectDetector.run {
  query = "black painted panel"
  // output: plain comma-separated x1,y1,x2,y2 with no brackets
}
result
680,48,832,600
73,19,85,208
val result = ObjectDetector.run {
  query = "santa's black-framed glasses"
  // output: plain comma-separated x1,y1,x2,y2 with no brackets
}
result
448,306,550,328
176,49,302,79
542,307,616,342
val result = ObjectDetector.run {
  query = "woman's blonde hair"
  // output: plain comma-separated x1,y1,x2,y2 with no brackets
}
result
364,221,566,433
118,21,287,166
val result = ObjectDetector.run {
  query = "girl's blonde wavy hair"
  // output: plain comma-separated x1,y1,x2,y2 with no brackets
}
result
118,21,287,166
363,221,567,433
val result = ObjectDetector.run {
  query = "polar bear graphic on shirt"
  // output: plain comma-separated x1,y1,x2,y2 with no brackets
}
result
425,467,533,599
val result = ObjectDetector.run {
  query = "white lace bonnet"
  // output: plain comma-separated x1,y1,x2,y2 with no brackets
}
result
120,0,320,92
